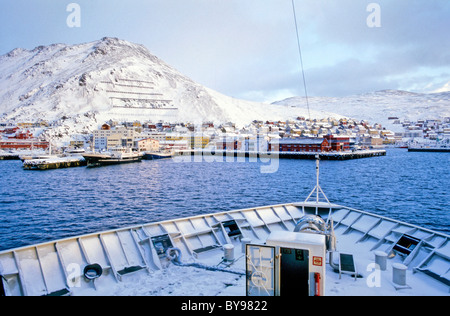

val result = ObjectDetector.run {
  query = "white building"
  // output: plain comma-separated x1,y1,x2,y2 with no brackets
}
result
93,126,136,151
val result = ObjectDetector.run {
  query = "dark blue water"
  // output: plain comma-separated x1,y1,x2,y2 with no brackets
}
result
0,149,448,251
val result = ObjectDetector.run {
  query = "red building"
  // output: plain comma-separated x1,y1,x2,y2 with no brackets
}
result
324,135,350,152
13,131,33,140
1,127,20,135
269,138,331,152
0,140,49,150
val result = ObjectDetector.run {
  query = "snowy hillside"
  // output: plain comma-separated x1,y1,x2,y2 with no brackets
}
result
0,37,340,132
2,37,447,143
274,90,450,131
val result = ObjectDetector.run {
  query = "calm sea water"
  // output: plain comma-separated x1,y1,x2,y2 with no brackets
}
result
0,149,448,251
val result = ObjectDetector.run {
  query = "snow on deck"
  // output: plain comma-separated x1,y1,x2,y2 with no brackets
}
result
84,232,448,296
1,202,449,296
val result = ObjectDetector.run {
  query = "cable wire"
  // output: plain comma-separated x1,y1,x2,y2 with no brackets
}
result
291,0,311,121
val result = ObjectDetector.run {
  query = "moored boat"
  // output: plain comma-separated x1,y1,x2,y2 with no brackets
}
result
143,151,174,160
408,146,450,153
408,140,450,152
82,148,144,167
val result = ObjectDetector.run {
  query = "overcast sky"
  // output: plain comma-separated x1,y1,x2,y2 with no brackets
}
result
0,0,449,102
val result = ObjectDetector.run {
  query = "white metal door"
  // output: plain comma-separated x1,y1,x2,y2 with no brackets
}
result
246,244,276,296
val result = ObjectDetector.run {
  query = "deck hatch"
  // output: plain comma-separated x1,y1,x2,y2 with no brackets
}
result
222,220,241,237
151,234,173,256
393,234,421,256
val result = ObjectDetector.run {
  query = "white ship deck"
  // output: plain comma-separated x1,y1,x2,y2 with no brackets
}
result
1,201,449,296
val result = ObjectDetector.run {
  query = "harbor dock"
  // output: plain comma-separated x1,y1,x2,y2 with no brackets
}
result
176,149,387,161
272,149,386,160
22,156,87,170
0,153,21,160
408,147,450,153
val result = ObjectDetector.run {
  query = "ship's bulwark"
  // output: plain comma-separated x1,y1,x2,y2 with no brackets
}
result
0,201,448,296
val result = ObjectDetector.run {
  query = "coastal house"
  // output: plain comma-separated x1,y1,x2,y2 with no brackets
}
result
69,140,85,149
383,136,396,144
190,135,211,149
380,130,396,144
1,127,20,135
443,128,450,138
17,123,34,129
159,140,189,151
215,136,242,151
359,136,384,148
237,133,270,152
6,130,33,140
135,138,160,152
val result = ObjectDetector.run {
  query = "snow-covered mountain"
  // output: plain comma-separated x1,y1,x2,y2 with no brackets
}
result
2,37,448,144
0,37,339,131
273,90,450,131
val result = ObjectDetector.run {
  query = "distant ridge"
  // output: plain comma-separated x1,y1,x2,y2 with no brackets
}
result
273,89,450,128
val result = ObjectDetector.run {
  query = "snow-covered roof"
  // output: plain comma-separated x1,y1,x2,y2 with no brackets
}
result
273,138,325,145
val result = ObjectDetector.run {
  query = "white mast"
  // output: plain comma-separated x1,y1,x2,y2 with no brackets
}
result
304,154,331,207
